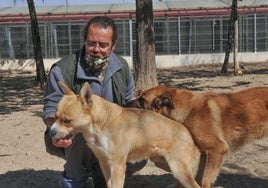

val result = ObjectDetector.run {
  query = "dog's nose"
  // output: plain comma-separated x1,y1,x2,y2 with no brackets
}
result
49,129,57,137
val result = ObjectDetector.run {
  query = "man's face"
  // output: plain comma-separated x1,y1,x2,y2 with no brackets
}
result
85,24,116,58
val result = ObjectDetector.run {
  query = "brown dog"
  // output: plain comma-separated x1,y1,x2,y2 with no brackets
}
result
127,86,268,188
49,82,201,188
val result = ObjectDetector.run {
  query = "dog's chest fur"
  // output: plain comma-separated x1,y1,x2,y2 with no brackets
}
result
83,123,111,158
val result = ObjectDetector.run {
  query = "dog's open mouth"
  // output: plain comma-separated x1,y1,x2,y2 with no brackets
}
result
64,133,75,140
52,132,76,146
55,132,76,141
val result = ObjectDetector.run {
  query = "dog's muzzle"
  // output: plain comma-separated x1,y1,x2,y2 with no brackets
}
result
49,128,75,140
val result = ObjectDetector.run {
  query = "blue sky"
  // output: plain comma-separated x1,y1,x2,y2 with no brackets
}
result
0,0,175,7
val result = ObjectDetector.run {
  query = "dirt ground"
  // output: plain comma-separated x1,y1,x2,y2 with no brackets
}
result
0,62,268,188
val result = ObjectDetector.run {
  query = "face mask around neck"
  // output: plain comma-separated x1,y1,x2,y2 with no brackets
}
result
84,55,109,73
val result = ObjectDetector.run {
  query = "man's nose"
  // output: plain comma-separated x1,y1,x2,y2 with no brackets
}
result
92,45,102,52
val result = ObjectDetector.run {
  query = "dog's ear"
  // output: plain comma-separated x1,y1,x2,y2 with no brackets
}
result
79,82,92,106
134,89,144,98
58,81,74,95
153,93,175,109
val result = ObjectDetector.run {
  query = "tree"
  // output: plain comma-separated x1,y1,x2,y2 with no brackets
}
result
27,0,47,89
134,0,158,91
221,0,243,76
13,0,47,88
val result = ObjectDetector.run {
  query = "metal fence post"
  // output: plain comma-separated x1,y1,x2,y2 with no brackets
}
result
129,18,133,63
177,16,181,55
254,9,257,53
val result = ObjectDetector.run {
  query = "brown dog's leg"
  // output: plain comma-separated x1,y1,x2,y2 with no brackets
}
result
201,146,228,188
167,158,200,188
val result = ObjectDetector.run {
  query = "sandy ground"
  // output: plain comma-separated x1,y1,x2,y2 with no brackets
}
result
0,62,268,188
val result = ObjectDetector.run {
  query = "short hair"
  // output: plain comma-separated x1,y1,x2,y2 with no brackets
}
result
83,16,118,44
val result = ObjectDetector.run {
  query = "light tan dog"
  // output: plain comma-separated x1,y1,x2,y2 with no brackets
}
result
49,81,201,188
127,86,268,188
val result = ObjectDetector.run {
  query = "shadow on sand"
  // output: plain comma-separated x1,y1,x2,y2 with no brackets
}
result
0,169,267,188
0,169,60,188
0,70,43,115
158,62,268,91
215,172,268,188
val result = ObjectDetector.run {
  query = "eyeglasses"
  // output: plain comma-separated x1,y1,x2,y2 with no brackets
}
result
85,40,111,50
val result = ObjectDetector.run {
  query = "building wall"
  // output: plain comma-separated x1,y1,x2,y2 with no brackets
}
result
1,13,268,62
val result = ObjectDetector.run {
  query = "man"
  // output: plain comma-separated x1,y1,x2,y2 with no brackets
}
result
43,16,144,188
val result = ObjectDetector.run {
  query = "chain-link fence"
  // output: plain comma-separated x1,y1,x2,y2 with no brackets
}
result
0,13,267,60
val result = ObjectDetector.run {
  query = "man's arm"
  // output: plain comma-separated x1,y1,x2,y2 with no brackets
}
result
43,115,55,128
126,68,135,101
43,66,65,122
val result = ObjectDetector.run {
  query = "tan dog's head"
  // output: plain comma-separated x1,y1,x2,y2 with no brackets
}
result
49,81,93,140
127,86,175,114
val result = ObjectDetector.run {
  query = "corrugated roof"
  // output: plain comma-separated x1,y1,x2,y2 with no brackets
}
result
167,0,268,10
0,0,267,22
1,0,267,14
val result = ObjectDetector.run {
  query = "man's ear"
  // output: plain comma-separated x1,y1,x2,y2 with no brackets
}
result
111,40,117,52
79,82,92,106
153,94,174,109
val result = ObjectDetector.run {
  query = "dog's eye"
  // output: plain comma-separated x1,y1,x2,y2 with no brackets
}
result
63,119,71,124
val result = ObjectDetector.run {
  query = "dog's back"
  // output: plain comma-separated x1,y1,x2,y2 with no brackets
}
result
198,87,268,147
120,108,199,161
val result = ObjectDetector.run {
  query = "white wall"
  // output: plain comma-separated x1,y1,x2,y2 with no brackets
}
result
1,52,268,71
154,52,268,68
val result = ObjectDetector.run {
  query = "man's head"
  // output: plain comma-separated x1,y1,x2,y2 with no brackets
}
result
83,16,117,59
82,16,118,73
